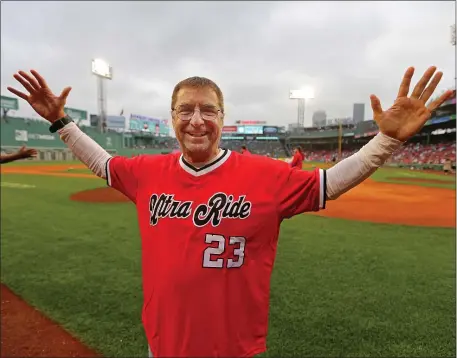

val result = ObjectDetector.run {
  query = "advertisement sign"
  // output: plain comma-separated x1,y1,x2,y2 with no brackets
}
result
235,120,267,125
106,115,126,129
238,126,263,134
222,126,238,133
263,126,278,134
431,128,456,135
14,130,55,142
1,95,19,110
130,114,170,136
64,107,88,121
15,130,28,142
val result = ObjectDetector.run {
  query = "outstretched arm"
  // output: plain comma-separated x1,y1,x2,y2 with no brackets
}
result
326,132,401,200
0,146,37,164
58,122,112,178
6,69,111,178
325,66,454,200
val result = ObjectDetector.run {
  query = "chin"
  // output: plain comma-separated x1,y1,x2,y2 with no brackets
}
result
182,142,214,162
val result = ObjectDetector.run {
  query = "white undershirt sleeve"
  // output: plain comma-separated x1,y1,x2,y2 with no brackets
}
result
58,122,112,179
326,132,403,200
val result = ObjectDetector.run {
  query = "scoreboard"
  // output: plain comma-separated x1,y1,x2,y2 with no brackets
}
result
222,125,281,135
221,125,284,141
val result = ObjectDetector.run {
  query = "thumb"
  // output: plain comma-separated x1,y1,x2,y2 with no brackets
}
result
59,87,72,100
370,94,383,116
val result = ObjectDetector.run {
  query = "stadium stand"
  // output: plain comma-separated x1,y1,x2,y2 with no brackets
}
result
1,89,454,171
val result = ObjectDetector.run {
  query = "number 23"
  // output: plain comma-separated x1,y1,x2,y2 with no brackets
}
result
203,234,246,268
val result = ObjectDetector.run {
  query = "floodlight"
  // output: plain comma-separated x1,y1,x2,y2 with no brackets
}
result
92,58,113,79
289,87,315,99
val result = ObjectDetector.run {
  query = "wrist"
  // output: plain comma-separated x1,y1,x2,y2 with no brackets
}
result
49,115,74,133
48,111,66,123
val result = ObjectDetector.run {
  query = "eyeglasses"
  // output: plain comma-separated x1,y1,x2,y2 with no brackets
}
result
172,106,222,121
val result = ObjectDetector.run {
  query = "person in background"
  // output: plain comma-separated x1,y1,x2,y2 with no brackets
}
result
290,146,305,169
443,158,452,175
240,145,251,155
0,146,37,164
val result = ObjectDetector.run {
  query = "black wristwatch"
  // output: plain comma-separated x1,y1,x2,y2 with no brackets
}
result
49,115,74,133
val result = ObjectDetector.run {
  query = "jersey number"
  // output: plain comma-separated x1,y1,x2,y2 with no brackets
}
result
203,234,246,269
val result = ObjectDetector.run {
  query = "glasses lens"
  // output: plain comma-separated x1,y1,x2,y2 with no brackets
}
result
176,107,219,121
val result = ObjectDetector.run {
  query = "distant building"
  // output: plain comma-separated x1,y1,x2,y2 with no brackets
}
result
353,103,365,124
326,117,353,126
288,123,301,131
312,110,327,127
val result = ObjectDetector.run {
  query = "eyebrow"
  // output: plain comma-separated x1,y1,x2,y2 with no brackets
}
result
177,103,217,109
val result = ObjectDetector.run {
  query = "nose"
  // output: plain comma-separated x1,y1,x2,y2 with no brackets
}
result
189,109,204,126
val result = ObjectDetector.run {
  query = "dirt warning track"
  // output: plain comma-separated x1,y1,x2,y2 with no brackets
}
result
1,284,100,357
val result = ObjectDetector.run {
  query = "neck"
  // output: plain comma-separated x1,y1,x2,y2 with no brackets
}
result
183,148,221,168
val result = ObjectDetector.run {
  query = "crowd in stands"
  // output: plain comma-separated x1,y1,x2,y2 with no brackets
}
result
304,149,358,163
220,139,286,157
301,141,456,165
389,142,455,165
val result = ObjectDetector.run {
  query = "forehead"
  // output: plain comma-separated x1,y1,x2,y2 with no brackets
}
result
175,86,219,107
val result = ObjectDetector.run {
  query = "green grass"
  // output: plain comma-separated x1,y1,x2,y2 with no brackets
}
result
370,167,455,189
1,172,455,357
65,168,94,174
2,160,82,167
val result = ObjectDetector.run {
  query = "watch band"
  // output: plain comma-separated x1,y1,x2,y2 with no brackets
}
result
49,115,74,133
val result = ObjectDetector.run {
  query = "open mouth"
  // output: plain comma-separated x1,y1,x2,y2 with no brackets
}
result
186,133,207,138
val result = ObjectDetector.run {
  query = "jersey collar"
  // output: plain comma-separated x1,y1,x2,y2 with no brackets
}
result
179,149,231,177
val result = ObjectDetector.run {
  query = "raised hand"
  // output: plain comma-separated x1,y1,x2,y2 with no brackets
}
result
17,146,38,159
370,66,454,142
7,70,72,123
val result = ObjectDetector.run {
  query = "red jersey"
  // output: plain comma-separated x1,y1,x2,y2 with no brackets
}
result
241,148,251,155
106,149,326,357
290,151,305,169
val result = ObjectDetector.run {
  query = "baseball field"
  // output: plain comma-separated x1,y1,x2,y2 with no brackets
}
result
1,160,455,357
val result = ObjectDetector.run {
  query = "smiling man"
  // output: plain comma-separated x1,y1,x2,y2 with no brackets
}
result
7,67,453,357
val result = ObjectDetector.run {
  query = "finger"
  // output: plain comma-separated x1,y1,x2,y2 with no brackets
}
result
370,94,383,115
427,90,455,112
18,70,40,91
30,69,49,88
13,73,35,94
420,71,443,103
397,67,414,98
411,66,437,98
7,87,29,101
59,87,72,100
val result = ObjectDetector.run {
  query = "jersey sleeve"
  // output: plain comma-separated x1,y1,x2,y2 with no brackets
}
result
105,155,142,203
275,162,326,220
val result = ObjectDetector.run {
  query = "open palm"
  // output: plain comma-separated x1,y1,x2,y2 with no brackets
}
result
370,66,454,142
7,70,71,123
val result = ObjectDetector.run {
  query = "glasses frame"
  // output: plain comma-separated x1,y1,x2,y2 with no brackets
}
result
171,106,223,121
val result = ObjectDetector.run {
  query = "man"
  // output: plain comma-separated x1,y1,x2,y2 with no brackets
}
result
0,146,37,164
443,157,452,175
290,146,305,169
240,145,251,155
7,67,452,357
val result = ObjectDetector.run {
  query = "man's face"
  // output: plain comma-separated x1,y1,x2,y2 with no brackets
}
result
172,86,224,163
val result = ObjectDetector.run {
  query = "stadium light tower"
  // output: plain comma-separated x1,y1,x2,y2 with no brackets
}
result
91,58,113,133
451,24,456,46
289,87,315,128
